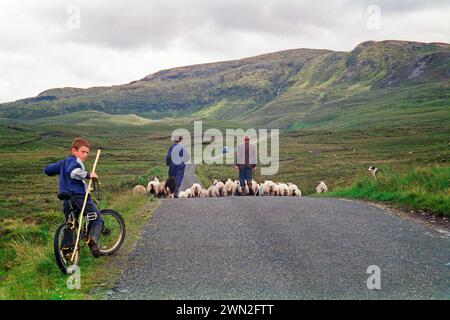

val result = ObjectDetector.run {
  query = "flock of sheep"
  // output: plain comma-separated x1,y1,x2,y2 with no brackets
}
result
132,165,380,198
132,177,329,199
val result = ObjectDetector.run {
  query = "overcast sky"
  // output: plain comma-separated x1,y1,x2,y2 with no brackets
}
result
0,0,449,103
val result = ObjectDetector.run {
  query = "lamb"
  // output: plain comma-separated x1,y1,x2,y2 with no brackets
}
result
316,181,328,193
146,180,159,196
235,180,258,196
178,191,188,199
190,183,203,198
261,180,277,196
248,180,259,196
277,183,290,196
234,180,243,196
258,184,265,196
155,181,167,198
239,180,249,195
224,179,237,197
212,180,225,197
132,185,147,195
206,185,214,197
254,182,260,196
288,183,301,197
200,188,208,198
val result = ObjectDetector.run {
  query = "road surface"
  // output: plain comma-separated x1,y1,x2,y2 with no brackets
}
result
108,195,449,299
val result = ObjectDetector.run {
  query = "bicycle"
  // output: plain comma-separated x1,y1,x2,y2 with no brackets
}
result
53,179,126,274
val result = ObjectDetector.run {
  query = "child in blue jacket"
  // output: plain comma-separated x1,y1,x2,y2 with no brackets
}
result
44,138,103,258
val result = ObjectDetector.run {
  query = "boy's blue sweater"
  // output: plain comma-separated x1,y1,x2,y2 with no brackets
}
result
44,155,91,196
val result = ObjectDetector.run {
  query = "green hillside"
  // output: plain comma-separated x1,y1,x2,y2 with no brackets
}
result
0,40,448,131
30,111,156,126
0,48,328,121
246,41,450,129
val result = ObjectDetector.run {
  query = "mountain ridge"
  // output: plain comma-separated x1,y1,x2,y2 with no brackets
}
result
1,40,448,130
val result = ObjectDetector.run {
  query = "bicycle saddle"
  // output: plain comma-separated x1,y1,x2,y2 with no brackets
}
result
57,192,71,201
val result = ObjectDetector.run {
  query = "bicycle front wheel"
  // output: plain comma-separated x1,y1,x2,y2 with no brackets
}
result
98,209,126,256
54,223,79,274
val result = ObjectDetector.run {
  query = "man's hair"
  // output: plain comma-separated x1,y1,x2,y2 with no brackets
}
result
72,138,91,150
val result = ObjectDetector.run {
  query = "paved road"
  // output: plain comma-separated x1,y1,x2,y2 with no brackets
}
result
108,196,449,299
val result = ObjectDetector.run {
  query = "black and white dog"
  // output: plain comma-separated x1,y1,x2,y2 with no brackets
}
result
165,176,177,198
368,166,379,176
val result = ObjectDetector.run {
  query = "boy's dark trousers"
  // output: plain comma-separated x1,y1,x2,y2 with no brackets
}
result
238,165,253,194
62,196,104,247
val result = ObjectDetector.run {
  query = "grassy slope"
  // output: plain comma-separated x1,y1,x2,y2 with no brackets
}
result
0,48,327,120
0,41,448,133
0,121,448,299
325,165,449,216
30,111,156,126
0,193,158,299
245,41,450,130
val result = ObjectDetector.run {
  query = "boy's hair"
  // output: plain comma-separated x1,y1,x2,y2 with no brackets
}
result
72,138,91,150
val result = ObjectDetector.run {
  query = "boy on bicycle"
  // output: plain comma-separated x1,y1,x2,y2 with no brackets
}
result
44,138,104,258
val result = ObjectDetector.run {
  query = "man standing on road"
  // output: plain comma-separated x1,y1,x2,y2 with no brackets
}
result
236,136,256,195
166,136,188,197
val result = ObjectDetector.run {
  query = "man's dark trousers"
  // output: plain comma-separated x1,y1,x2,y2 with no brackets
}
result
239,165,253,189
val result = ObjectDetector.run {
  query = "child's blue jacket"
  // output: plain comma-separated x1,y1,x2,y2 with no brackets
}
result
44,155,91,196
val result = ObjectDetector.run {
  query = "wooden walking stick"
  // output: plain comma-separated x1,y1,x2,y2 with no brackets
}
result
71,149,101,262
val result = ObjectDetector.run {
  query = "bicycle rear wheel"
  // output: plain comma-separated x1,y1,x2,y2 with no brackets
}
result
54,223,79,274
98,209,126,256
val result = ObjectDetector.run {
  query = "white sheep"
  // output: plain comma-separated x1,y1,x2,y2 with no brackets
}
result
200,188,208,198
254,182,260,196
206,185,214,197
277,183,290,196
190,183,203,198
261,180,277,196
154,181,168,198
132,185,147,195
316,181,328,193
250,180,259,196
212,181,225,197
146,180,160,196
288,183,301,197
224,179,237,197
178,191,188,199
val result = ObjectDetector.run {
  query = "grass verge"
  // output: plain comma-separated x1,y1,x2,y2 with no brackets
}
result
325,164,449,216
0,193,159,299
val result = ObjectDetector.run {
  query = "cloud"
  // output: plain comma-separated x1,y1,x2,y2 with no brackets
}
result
0,0,448,103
